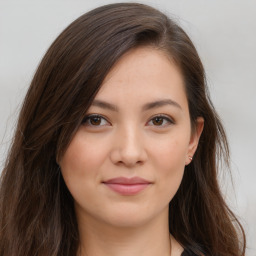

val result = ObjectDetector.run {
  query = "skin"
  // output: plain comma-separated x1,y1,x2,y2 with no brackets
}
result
60,47,204,256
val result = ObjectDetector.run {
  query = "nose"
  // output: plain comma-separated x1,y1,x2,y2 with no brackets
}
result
110,126,148,167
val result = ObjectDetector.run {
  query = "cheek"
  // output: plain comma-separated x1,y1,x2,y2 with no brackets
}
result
59,130,107,195
151,132,189,169
61,130,105,171
149,133,189,198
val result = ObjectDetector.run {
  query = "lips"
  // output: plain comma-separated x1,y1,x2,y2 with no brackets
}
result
102,177,152,195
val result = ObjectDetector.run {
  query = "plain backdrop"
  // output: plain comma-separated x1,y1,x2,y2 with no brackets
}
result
0,0,255,254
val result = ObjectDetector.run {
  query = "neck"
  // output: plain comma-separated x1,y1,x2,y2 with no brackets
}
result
76,207,172,256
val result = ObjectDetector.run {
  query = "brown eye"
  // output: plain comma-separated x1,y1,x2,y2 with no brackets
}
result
82,115,109,126
90,116,102,126
152,117,164,126
147,115,174,127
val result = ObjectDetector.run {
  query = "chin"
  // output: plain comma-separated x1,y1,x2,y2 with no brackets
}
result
99,202,168,229
104,214,152,228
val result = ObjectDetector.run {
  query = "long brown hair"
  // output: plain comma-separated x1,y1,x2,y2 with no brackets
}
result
0,3,246,256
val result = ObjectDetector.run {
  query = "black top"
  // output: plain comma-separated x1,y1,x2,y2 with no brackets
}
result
181,248,197,256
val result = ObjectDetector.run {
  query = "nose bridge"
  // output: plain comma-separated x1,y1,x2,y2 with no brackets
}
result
122,123,141,150
110,122,147,166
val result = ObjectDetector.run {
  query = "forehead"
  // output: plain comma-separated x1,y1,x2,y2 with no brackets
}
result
95,47,188,110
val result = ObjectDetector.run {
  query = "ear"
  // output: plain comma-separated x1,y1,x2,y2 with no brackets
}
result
186,117,204,165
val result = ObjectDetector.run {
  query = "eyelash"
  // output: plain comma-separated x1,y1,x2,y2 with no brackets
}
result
82,114,175,127
82,114,110,127
147,114,175,127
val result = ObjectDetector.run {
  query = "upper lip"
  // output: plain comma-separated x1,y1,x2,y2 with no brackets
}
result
102,176,152,185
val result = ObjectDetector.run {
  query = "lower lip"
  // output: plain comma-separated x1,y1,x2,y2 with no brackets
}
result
103,183,150,195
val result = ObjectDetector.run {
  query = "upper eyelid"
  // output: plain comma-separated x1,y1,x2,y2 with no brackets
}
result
148,114,175,123
82,114,110,125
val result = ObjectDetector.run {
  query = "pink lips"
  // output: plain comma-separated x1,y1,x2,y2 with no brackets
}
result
102,177,152,195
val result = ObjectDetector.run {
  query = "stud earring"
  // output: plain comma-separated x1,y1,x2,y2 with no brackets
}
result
188,156,193,160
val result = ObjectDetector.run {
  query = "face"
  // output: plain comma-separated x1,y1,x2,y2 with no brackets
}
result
60,47,203,228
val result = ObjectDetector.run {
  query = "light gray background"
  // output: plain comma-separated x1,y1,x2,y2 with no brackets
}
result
0,0,255,254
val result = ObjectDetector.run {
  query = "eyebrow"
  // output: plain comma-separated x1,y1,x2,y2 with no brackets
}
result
142,99,182,111
91,100,118,111
91,99,182,112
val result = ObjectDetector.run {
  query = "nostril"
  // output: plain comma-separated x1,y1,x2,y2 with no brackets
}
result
115,159,143,167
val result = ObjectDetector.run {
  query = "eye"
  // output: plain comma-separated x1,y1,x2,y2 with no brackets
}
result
82,115,110,127
147,115,174,127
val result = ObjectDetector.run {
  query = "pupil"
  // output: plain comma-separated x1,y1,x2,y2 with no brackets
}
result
91,117,101,125
153,117,163,125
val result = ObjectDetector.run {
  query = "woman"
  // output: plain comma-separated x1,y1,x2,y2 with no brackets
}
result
0,3,246,256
